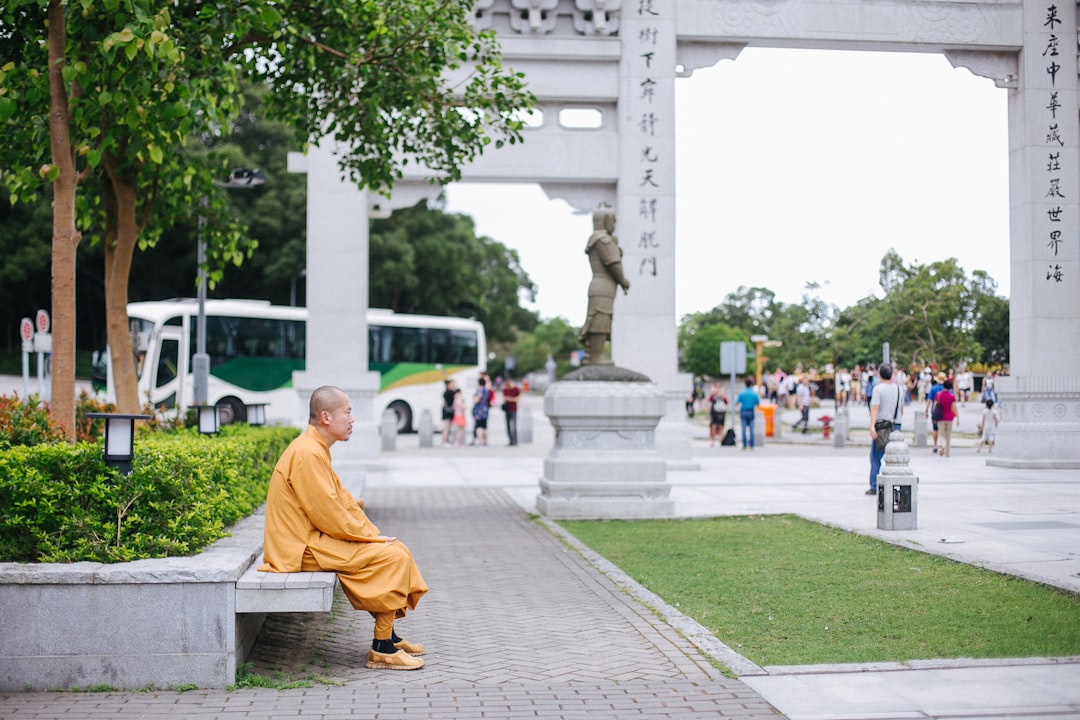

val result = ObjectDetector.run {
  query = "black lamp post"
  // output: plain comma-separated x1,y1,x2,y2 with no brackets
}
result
87,413,151,475
193,168,269,412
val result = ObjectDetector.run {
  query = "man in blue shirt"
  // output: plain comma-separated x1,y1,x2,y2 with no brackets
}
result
736,377,761,450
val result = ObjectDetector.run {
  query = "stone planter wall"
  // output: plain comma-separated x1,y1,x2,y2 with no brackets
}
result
0,511,266,691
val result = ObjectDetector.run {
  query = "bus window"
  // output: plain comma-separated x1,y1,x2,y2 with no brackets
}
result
391,327,425,363
449,330,479,365
369,325,387,364
284,319,304,359
128,317,156,379
156,338,179,388
429,329,451,364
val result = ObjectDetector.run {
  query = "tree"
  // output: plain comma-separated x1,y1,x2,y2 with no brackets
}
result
972,293,1009,365
369,199,539,342
0,0,531,436
510,317,580,378
680,321,746,378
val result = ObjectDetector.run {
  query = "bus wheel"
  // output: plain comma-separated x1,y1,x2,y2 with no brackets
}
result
217,397,247,425
388,400,413,434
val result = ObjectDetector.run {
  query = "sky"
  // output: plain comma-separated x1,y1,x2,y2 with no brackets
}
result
443,47,1011,328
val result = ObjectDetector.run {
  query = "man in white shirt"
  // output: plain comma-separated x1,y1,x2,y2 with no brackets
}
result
867,364,903,496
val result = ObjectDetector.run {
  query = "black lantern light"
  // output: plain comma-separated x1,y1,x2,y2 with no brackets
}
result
197,404,221,435
246,402,268,427
87,413,151,475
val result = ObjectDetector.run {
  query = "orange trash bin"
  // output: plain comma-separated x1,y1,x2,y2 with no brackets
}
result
759,403,776,437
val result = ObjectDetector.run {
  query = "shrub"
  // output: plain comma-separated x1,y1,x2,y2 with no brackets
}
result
1,392,129,446
0,395,66,448
0,424,298,563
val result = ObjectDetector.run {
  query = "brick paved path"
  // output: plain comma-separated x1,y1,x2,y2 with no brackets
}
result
0,487,782,719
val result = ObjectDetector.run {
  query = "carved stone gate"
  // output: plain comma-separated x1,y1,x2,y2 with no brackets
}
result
293,0,1080,473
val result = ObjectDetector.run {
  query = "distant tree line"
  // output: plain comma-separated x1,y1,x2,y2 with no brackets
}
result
678,249,1009,380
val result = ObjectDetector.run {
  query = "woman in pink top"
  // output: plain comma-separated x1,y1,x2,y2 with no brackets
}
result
934,379,959,457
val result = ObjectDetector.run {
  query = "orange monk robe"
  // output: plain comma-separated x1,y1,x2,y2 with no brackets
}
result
260,425,427,616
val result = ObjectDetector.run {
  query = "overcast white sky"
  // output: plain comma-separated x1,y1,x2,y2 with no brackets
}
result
444,47,1011,328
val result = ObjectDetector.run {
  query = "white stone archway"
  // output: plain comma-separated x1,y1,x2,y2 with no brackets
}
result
296,0,1080,470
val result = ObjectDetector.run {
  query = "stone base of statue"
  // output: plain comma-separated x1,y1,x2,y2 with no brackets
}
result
537,366,673,519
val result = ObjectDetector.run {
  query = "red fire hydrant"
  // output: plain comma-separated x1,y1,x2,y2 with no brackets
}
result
820,415,833,440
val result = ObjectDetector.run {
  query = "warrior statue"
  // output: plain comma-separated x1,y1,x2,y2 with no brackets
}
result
578,209,630,365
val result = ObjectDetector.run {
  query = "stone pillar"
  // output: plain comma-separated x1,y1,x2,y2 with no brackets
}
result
418,409,434,448
913,412,928,448
991,0,1080,469
289,144,382,491
612,3,695,468
833,408,847,448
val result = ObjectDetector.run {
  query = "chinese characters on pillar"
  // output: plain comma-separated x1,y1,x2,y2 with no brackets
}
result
635,1,661,278
1041,4,1067,283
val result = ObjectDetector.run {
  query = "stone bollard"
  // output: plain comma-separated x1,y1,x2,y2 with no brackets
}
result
833,409,848,448
380,409,397,451
519,406,534,444
913,412,928,448
876,436,918,530
754,410,767,447
418,409,433,448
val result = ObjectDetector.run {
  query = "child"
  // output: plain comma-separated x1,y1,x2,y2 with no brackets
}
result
976,399,1000,453
451,389,467,447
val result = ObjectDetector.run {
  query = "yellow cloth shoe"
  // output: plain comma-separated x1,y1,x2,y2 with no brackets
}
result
394,638,426,656
365,648,424,671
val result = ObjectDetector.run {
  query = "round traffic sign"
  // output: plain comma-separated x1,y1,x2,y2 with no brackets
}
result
35,309,50,334
20,318,33,342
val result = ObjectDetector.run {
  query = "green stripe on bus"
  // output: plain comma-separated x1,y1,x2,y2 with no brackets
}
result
211,357,305,392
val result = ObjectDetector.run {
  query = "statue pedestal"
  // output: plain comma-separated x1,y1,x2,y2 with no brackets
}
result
537,368,673,519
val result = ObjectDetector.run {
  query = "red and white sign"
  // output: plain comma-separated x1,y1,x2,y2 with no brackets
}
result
35,309,50,334
20,318,33,343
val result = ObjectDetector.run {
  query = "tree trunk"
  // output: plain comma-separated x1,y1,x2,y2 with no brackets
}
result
103,171,142,414
46,0,80,440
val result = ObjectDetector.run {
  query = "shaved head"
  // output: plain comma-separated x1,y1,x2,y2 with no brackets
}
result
309,386,347,423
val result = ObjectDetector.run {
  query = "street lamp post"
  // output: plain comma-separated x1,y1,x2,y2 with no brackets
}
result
193,168,268,411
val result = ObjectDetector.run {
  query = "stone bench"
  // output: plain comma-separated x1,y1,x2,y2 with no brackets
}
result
235,557,338,614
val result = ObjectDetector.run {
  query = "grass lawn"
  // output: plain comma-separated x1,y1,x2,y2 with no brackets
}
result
559,514,1080,667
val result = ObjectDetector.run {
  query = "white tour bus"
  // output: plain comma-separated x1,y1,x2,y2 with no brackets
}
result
93,299,486,431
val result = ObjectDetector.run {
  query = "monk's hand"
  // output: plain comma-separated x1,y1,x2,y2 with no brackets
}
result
380,535,398,543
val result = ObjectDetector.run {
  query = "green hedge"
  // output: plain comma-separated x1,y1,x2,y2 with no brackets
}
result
0,425,298,563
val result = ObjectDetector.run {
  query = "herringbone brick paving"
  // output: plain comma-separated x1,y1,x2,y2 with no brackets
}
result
239,486,782,717
0,486,782,719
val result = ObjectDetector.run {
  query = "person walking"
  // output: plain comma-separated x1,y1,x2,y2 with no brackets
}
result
837,367,851,407
440,379,456,447
450,388,466,447
925,371,946,453
706,382,729,447
791,375,811,434
260,386,428,671
982,370,997,403
501,378,521,446
472,377,492,446
736,377,761,450
976,398,1000,453
935,379,959,458
867,364,903,495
